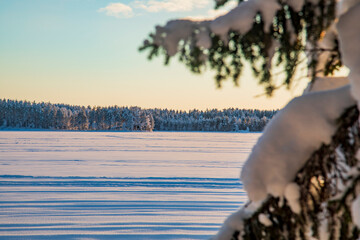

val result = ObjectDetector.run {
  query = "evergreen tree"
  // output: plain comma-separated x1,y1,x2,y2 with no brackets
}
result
140,0,360,239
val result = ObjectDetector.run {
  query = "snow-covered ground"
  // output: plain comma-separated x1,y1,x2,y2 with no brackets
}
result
0,131,259,239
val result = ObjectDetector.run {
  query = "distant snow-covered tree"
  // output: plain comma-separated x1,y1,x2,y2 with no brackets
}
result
0,100,156,132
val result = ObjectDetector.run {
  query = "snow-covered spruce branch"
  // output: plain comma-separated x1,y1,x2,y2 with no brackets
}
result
213,104,360,240
140,0,339,95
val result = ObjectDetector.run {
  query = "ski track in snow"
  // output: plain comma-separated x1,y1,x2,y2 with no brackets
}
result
0,131,259,239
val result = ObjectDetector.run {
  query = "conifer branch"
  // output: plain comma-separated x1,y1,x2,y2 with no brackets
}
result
140,0,339,95
229,106,360,240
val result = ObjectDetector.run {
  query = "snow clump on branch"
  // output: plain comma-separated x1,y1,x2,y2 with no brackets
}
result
149,0,306,56
240,85,355,202
210,0,281,40
153,20,211,56
337,2,360,108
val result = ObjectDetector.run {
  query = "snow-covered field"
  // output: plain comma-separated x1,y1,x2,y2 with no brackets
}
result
0,131,259,240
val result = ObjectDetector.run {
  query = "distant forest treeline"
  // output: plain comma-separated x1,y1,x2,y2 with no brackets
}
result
0,99,277,132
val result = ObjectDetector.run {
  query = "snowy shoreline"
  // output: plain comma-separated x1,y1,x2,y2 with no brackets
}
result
0,128,260,133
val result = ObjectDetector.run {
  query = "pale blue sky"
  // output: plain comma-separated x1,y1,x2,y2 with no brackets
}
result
0,0,307,110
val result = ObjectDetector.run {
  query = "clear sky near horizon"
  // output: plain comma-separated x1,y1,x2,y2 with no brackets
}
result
0,0,309,111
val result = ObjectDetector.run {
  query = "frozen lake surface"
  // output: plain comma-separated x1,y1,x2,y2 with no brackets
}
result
0,131,260,239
